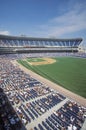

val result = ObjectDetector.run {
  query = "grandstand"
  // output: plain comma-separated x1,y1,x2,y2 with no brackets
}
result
0,35,86,130
0,55,86,130
0,35,82,54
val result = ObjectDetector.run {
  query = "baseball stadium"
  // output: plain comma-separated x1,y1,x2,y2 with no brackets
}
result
0,34,86,130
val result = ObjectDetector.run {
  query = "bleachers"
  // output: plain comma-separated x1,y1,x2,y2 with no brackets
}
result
0,55,86,130
36,101,86,130
0,39,82,47
0,88,24,130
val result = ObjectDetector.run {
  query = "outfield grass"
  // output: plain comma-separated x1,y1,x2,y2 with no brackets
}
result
17,57,86,98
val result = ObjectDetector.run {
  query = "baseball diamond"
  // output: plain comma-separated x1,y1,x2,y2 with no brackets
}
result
17,57,86,98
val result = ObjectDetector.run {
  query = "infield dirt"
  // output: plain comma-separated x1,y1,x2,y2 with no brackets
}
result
26,58,56,65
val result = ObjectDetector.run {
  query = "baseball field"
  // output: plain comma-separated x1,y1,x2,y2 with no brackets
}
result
17,57,86,98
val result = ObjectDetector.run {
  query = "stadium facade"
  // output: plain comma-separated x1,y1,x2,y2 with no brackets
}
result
0,35,82,54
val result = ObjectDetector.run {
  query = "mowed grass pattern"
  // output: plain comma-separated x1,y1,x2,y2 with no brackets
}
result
18,57,86,98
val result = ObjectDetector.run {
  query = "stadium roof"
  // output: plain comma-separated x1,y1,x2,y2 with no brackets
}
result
0,34,83,42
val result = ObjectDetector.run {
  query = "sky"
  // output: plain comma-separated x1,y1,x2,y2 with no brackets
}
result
0,0,86,46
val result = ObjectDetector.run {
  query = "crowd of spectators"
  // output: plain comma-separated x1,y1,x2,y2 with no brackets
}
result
39,101,86,130
0,88,25,130
0,54,86,130
0,52,86,60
